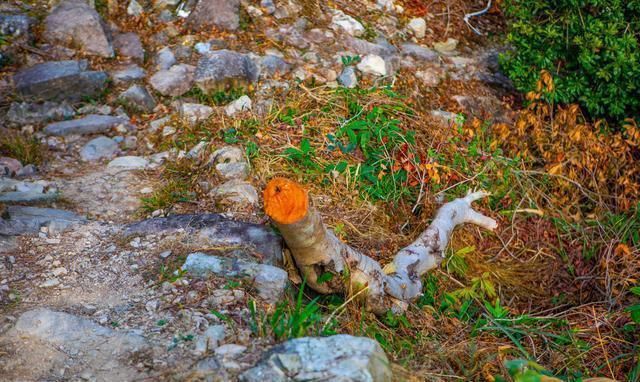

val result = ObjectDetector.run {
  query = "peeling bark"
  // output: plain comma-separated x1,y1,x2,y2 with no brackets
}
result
264,178,497,314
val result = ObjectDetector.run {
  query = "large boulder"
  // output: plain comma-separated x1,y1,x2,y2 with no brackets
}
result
194,50,258,92
44,114,127,136
188,0,240,31
44,0,114,57
239,335,392,382
13,60,108,102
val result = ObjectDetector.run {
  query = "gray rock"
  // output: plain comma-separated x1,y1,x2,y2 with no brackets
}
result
338,66,358,88
209,146,249,180
155,46,176,70
113,32,145,62
259,55,291,77
40,278,61,288
5,308,149,381
195,324,226,354
118,84,157,113
149,64,195,96
179,102,214,126
127,0,144,16
186,141,209,158
0,13,33,38
189,357,230,381
183,252,287,303
44,114,127,136
194,50,258,92
210,179,258,207
215,343,246,358
80,136,119,161
240,335,391,382
123,213,283,265
111,64,146,84
188,0,240,31
356,55,387,76
0,179,59,204
13,60,108,102
452,95,514,124
0,157,22,177
0,206,85,236
6,101,74,125
215,162,249,180
44,0,114,57
343,36,398,58
400,43,439,62
107,156,149,170
225,95,252,116
430,110,460,127
330,10,365,37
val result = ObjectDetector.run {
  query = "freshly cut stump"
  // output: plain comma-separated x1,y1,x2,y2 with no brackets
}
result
264,178,498,314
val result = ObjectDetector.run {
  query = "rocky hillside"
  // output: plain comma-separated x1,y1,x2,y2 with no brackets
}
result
4,1,631,382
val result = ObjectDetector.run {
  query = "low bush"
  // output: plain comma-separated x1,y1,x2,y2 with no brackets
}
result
501,0,640,124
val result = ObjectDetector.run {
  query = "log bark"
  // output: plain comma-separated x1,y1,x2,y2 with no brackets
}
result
264,178,497,314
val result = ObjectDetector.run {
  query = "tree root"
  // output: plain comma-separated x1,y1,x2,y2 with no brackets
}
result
263,178,497,314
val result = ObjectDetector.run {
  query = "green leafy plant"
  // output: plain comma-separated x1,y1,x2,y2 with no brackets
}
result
501,0,640,123
184,86,245,106
341,55,361,66
285,138,319,171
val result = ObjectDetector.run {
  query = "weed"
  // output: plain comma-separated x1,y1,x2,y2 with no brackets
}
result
249,281,337,341
0,131,46,165
140,179,192,213
341,55,361,66
183,86,245,106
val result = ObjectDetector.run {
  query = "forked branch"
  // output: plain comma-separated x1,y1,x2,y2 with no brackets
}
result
263,178,497,314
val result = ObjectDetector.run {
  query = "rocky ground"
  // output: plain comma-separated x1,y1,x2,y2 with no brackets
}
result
0,0,512,380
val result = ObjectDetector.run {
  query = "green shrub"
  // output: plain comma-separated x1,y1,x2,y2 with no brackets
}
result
500,0,640,123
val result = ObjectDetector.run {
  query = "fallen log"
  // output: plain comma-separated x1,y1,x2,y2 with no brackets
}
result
263,178,497,314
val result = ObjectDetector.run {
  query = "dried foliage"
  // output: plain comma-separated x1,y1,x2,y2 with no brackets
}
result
489,72,640,214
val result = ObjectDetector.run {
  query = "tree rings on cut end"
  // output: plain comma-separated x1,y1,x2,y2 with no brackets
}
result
264,178,309,224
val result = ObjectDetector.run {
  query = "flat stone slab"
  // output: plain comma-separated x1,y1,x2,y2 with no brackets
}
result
13,60,108,102
44,114,127,136
123,213,283,266
0,205,85,236
6,101,75,125
107,156,149,170
0,178,59,204
239,335,392,382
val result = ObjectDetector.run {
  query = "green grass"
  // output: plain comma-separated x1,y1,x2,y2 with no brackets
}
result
249,281,337,341
183,86,246,106
0,131,46,165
